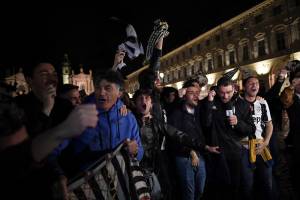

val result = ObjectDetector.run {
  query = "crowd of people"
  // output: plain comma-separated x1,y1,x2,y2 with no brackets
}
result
1,21,300,200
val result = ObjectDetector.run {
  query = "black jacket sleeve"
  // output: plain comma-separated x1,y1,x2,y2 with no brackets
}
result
199,98,214,129
265,79,285,131
234,98,256,138
138,48,162,91
168,109,203,155
149,48,162,72
164,124,206,152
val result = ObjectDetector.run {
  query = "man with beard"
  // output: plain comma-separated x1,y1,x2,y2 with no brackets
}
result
203,77,255,200
168,81,220,200
133,86,219,200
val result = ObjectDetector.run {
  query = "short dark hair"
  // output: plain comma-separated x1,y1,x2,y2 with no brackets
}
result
183,78,200,89
23,59,55,78
217,77,234,89
132,89,153,103
93,69,124,89
242,76,258,86
0,101,25,137
58,84,79,96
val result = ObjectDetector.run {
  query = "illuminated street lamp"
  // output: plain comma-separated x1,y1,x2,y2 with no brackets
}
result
159,72,164,79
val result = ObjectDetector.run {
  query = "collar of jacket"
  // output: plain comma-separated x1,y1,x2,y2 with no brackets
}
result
180,101,196,115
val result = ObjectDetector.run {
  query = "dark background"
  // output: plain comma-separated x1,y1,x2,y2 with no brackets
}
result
0,1,264,73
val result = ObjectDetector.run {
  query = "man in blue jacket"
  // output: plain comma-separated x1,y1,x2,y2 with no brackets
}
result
51,70,143,199
70,69,143,162
59,69,143,165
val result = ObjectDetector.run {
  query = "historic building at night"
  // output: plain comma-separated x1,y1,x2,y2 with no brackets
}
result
125,0,300,95
61,54,94,95
4,68,29,96
69,65,94,95
2,54,94,97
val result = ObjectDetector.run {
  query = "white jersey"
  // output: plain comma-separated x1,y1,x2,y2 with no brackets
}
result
249,99,272,139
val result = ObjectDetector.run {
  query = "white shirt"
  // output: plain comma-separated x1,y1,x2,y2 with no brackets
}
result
250,99,272,139
186,105,195,115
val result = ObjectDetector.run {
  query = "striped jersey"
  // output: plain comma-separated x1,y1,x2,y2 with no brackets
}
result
249,99,272,139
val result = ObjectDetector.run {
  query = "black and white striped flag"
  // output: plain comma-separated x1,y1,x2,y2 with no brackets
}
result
223,67,239,80
68,144,150,200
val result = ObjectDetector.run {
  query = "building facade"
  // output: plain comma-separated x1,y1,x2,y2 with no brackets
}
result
61,54,94,95
5,68,29,96
125,0,300,95
2,54,95,97
62,54,72,84
69,65,94,95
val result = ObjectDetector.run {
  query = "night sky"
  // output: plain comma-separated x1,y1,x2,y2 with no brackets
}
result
0,1,264,73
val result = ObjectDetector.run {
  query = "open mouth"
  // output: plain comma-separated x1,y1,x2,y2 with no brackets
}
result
98,98,106,103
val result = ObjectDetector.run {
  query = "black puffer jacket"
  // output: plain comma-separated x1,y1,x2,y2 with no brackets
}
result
168,102,206,157
203,96,256,159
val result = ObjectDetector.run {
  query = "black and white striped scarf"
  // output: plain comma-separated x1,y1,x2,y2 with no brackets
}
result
68,144,150,200
145,19,169,62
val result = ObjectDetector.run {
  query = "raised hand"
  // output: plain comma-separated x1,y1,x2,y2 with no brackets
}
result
208,90,216,102
124,139,138,157
41,85,57,116
112,50,126,71
60,104,98,138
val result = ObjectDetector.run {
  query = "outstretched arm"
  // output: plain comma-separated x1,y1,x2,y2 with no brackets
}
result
112,50,126,72
149,37,163,72
31,104,98,162
138,20,169,91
